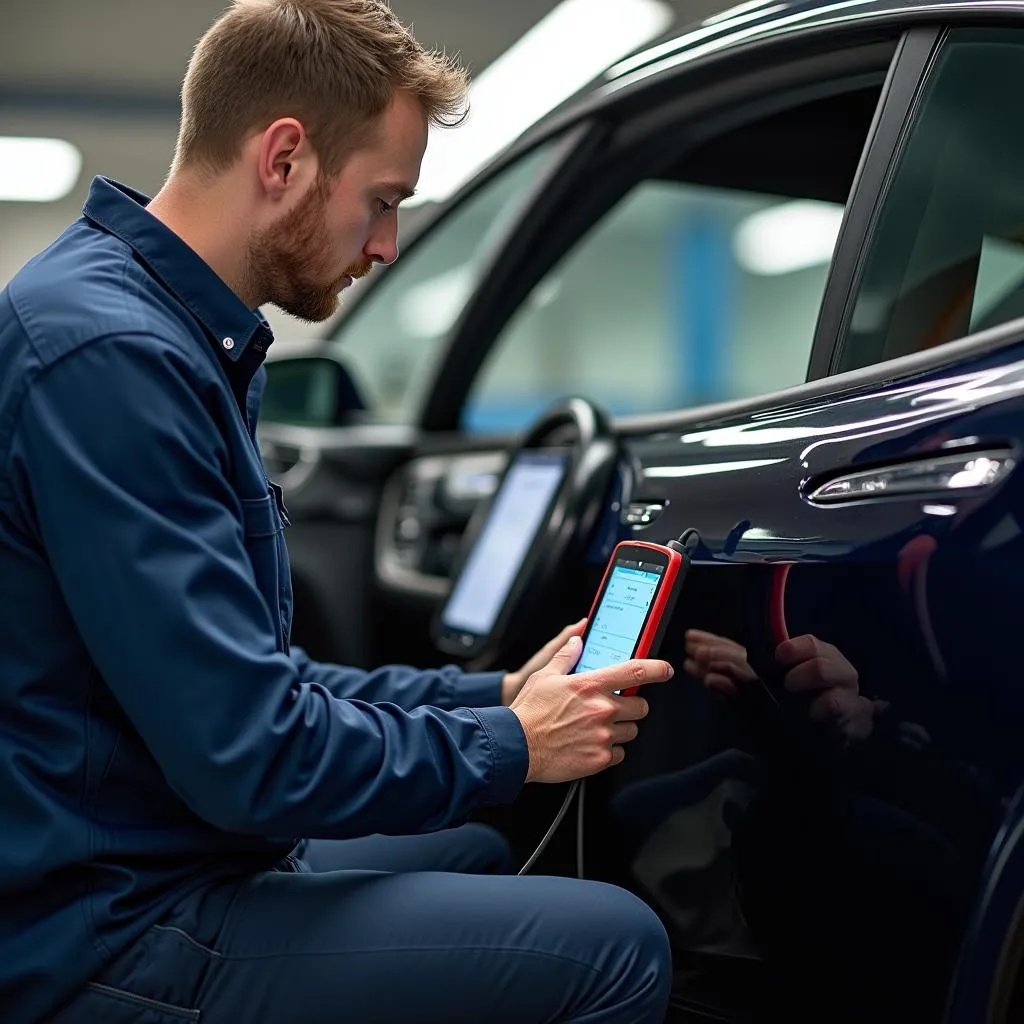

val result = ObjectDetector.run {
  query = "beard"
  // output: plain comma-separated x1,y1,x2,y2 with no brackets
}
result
244,178,372,323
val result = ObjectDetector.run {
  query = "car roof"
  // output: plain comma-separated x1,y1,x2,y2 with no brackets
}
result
590,0,1024,97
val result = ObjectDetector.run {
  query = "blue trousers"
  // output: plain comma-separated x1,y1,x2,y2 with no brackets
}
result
48,825,671,1023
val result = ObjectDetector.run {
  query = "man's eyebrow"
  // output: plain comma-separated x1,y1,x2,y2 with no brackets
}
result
377,182,417,201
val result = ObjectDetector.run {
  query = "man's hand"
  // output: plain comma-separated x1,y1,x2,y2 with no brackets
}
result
510,634,673,783
501,619,587,706
683,629,758,696
777,635,883,743
685,629,887,742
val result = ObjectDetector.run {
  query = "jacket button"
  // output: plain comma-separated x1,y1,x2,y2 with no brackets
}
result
222,336,235,351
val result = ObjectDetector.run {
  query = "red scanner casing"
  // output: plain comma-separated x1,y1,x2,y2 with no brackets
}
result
577,540,689,696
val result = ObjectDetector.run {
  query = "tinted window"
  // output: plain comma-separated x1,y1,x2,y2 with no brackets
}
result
463,86,884,432
837,30,1024,373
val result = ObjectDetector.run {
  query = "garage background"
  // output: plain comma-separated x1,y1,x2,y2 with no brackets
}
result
0,0,726,347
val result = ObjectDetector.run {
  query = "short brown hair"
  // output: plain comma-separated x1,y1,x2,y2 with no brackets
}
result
174,0,468,176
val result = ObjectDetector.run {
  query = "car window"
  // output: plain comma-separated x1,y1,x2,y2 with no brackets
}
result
325,139,561,422
464,184,843,431
461,84,884,432
836,30,1024,374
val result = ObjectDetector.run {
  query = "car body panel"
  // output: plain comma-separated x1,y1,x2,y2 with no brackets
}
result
609,326,1024,1019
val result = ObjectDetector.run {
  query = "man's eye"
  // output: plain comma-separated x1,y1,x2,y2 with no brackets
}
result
377,199,393,216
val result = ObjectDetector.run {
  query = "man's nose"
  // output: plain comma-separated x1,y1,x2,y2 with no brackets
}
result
366,223,399,266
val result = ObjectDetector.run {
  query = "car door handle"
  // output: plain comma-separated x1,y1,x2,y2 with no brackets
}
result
806,448,1016,504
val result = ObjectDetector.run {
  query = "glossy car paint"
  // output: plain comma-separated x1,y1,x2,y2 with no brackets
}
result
605,326,1024,1020
260,2,1024,1019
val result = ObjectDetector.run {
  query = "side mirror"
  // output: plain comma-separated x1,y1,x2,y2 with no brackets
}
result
261,355,366,427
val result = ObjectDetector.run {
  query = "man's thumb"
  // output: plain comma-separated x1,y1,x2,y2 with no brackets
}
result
548,634,583,673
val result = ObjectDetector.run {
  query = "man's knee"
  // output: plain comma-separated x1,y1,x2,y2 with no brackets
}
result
578,881,672,1022
602,884,672,993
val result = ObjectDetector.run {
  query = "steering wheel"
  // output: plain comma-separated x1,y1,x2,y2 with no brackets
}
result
435,396,621,667
516,394,619,569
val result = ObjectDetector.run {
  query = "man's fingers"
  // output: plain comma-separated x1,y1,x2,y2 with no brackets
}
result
546,619,587,655
708,657,758,683
776,634,850,671
563,618,587,639
613,695,650,722
612,721,640,745
776,634,823,666
783,659,832,694
706,674,738,696
807,691,875,741
548,634,583,673
784,656,858,694
685,656,739,694
684,651,756,686
610,745,626,767
588,658,674,692
686,632,747,660
807,688,846,723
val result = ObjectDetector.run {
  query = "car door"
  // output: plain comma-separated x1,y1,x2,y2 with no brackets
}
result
259,10,1024,1021
261,17,895,676
369,35,910,678
572,24,1024,1024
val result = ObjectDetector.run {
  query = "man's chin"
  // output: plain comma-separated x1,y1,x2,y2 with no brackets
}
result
272,290,341,324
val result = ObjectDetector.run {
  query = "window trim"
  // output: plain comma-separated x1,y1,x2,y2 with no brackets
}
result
614,309,1024,437
416,121,610,432
808,26,945,380
418,36,900,434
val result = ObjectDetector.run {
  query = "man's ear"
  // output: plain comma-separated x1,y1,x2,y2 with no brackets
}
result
256,118,318,199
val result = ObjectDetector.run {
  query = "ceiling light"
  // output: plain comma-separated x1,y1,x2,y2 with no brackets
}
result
0,137,82,202
408,0,673,207
733,199,844,276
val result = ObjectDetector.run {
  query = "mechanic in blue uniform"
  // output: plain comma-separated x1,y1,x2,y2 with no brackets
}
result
0,2,675,1022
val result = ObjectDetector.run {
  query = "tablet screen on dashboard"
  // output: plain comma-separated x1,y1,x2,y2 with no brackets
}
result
439,449,568,640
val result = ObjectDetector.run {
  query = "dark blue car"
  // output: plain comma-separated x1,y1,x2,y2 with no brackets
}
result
258,1,1024,1018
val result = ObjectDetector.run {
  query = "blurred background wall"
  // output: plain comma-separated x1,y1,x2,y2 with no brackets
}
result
0,0,724,346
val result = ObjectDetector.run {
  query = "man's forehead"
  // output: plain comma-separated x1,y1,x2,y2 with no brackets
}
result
346,144,423,196
374,90,429,159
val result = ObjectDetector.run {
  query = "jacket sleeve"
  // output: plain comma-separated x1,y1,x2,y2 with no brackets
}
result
289,647,506,711
11,333,528,839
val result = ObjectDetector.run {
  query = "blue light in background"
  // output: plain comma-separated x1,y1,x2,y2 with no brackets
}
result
671,211,734,408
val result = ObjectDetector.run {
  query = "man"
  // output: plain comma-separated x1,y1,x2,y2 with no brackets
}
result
0,2,675,1022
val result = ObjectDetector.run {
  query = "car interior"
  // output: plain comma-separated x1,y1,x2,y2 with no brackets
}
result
836,30,1024,372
